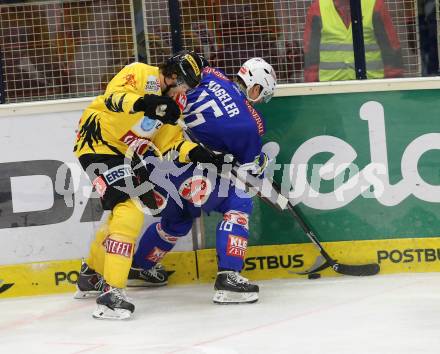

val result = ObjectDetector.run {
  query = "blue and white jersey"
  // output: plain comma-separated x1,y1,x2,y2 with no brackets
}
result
183,67,266,167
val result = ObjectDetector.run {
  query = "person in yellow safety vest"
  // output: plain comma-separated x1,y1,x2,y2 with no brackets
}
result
72,50,222,320
303,0,404,82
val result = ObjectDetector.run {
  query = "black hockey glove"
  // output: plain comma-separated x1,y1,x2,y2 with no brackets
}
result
133,94,181,125
188,145,227,170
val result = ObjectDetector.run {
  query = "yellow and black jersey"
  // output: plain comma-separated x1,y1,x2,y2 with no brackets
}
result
73,62,196,162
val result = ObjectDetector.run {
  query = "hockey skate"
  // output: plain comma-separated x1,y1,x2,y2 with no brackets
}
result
213,271,259,304
92,284,135,320
74,261,105,299
127,263,169,287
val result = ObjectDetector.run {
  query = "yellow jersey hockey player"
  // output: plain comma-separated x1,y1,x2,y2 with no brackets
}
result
73,50,214,320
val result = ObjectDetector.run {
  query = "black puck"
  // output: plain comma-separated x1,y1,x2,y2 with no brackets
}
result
308,273,321,279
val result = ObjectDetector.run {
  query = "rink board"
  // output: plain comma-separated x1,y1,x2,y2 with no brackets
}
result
2,236,440,298
205,88,440,247
0,102,194,268
1,80,440,300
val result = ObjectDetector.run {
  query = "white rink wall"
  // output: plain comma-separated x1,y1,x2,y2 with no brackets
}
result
0,98,193,266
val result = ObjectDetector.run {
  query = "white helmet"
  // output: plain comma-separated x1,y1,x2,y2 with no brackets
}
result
237,57,277,103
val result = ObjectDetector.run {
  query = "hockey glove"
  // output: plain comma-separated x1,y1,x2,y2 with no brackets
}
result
188,145,226,170
238,152,269,178
134,94,181,125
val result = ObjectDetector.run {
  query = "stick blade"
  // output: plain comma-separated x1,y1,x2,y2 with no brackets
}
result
291,255,331,275
333,262,380,276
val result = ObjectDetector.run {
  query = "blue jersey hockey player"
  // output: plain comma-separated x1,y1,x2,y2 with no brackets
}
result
131,58,277,304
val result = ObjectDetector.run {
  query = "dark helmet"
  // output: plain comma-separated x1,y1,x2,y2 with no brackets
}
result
162,50,208,88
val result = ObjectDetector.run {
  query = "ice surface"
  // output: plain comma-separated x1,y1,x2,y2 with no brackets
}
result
1,273,439,354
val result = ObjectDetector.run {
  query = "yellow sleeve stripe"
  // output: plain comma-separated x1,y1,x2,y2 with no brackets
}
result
176,141,198,163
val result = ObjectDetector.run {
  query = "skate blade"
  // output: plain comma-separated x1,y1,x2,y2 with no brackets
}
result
126,279,168,287
73,289,101,299
92,305,132,320
213,290,259,304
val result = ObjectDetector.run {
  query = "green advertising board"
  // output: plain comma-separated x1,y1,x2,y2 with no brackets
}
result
203,88,440,247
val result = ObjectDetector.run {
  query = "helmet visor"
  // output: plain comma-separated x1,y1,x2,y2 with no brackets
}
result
253,87,274,104
261,90,274,103
176,72,196,89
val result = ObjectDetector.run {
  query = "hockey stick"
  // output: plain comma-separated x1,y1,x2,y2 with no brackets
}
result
178,120,380,276
270,182,380,276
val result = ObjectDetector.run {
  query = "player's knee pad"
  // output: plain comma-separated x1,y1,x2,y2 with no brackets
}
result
216,210,250,271
160,217,193,237
221,192,253,216
108,199,144,240
133,222,181,270
222,210,249,232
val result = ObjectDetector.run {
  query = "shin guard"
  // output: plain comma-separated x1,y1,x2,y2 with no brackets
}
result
103,233,135,288
87,215,111,275
216,210,249,271
133,222,178,270
103,199,144,288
